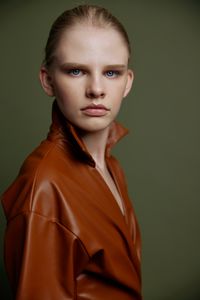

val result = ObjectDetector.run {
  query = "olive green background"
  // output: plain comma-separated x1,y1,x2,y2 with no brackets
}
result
0,0,199,299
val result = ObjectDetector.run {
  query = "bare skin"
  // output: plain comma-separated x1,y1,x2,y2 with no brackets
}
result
82,129,125,215
96,163,125,215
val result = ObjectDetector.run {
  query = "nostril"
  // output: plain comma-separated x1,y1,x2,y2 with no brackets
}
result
86,90,105,99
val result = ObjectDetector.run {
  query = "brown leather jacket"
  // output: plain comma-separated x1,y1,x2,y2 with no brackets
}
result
2,101,142,299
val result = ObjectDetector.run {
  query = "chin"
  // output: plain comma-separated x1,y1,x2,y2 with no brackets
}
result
76,120,112,133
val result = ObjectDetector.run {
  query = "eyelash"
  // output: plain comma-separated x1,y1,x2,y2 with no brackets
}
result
67,69,83,76
105,70,120,78
66,69,121,78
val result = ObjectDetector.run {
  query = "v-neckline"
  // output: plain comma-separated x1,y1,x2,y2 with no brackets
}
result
95,162,126,218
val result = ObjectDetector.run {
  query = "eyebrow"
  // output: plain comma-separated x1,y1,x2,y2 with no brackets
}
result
60,62,127,69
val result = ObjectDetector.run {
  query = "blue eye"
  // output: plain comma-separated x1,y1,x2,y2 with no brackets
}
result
68,69,82,76
105,70,119,78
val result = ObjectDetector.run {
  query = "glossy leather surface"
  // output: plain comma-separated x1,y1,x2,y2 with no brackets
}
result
2,101,142,299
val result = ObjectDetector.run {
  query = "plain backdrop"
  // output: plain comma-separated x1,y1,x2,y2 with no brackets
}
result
0,0,200,299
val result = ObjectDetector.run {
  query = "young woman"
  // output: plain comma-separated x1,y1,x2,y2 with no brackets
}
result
2,5,142,300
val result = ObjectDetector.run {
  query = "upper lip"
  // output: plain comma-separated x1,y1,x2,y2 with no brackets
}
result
81,104,110,111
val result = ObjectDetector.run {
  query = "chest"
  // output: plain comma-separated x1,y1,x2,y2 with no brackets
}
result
95,166,125,216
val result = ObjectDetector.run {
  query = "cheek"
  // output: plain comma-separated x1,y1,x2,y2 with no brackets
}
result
113,86,125,103
53,81,76,102
115,79,128,96
54,81,68,96
112,96,123,116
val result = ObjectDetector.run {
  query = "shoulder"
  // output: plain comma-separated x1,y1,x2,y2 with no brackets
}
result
20,138,67,176
1,138,73,222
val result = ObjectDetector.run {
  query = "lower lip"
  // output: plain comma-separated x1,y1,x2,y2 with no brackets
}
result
81,108,109,117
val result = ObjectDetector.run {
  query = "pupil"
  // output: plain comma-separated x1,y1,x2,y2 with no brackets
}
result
73,69,79,75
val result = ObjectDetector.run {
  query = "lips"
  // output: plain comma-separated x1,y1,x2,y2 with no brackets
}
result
81,104,110,117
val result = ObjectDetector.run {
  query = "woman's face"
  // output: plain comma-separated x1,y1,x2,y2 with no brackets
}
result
40,24,133,134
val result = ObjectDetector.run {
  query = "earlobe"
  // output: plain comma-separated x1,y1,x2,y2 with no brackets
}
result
39,67,55,97
123,69,134,98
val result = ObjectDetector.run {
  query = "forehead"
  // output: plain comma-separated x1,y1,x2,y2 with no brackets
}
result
54,25,129,65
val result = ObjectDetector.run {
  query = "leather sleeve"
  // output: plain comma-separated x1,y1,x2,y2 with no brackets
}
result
4,212,90,300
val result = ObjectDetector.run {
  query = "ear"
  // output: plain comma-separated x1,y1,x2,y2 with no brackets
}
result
123,69,134,98
39,66,54,97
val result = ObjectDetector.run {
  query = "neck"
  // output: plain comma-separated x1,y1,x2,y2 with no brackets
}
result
81,127,110,169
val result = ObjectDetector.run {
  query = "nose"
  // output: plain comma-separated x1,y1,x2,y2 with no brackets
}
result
86,74,105,99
